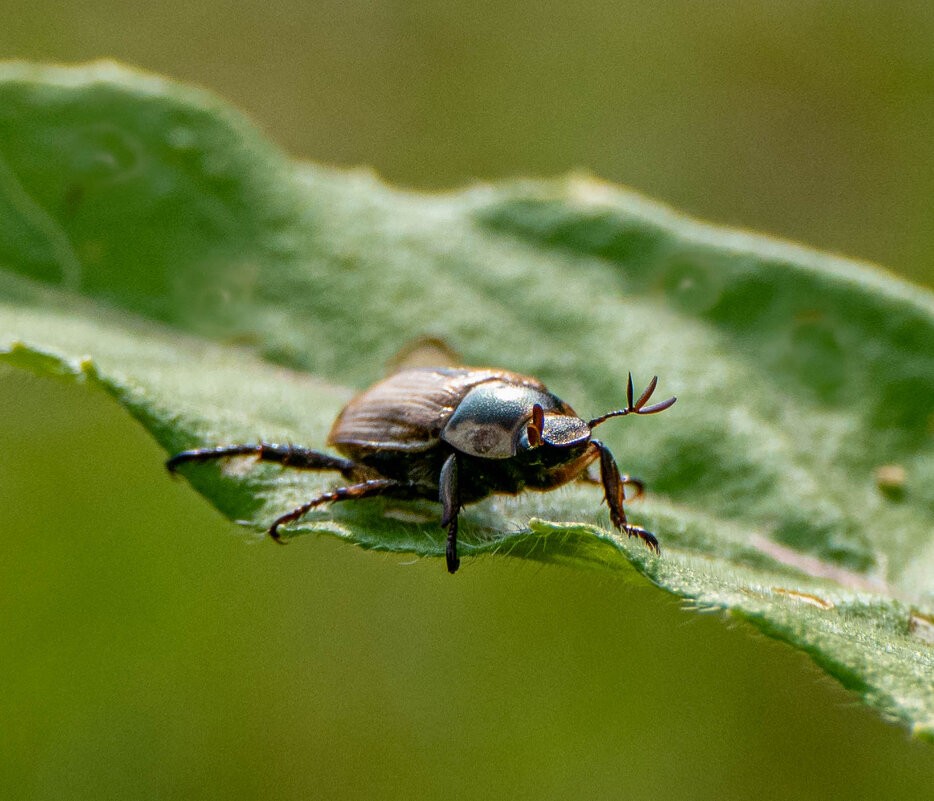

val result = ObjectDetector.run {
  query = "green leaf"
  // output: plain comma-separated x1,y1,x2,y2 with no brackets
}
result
2,61,933,739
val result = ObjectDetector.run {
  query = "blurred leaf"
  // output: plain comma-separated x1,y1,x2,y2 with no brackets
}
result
1,61,933,739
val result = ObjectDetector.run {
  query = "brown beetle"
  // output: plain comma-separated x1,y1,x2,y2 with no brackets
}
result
167,368,675,573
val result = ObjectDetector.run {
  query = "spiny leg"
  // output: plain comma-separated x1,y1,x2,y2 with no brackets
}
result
269,478,409,543
166,442,362,480
439,452,461,574
592,439,659,553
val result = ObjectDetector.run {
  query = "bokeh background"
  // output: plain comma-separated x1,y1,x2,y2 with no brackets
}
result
2,3,934,798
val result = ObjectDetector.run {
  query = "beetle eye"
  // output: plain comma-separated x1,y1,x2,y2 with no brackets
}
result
526,404,544,448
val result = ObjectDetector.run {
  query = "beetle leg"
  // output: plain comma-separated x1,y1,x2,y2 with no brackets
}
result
439,452,461,574
269,478,408,542
577,467,645,500
592,439,659,554
167,442,363,481
619,475,645,502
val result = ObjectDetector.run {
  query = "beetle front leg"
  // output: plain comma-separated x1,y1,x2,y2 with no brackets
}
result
439,452,461,574
592,439,659,554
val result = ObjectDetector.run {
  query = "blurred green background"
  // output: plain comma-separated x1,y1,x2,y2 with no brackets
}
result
2,3,934,799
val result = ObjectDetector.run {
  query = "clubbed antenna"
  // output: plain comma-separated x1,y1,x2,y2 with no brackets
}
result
588,373,677,428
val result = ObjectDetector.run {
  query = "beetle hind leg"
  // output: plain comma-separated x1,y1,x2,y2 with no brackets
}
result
166,442,363,480
592,439,660,554
269,478,412,542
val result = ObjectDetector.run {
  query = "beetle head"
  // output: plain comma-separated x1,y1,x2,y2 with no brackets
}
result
518,403,592,451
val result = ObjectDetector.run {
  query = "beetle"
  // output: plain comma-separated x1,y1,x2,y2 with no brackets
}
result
167,367,675,573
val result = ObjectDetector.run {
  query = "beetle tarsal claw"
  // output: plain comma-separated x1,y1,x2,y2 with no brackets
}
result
623,524,660,554
268,524,289,545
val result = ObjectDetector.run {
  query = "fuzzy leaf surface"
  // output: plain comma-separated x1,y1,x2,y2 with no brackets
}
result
1,62,932,738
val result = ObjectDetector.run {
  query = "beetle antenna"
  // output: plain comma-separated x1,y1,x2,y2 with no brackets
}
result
634,375,657,410
588,375,676,428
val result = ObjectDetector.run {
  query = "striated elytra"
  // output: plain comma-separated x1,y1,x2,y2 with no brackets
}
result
167,367,676,573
